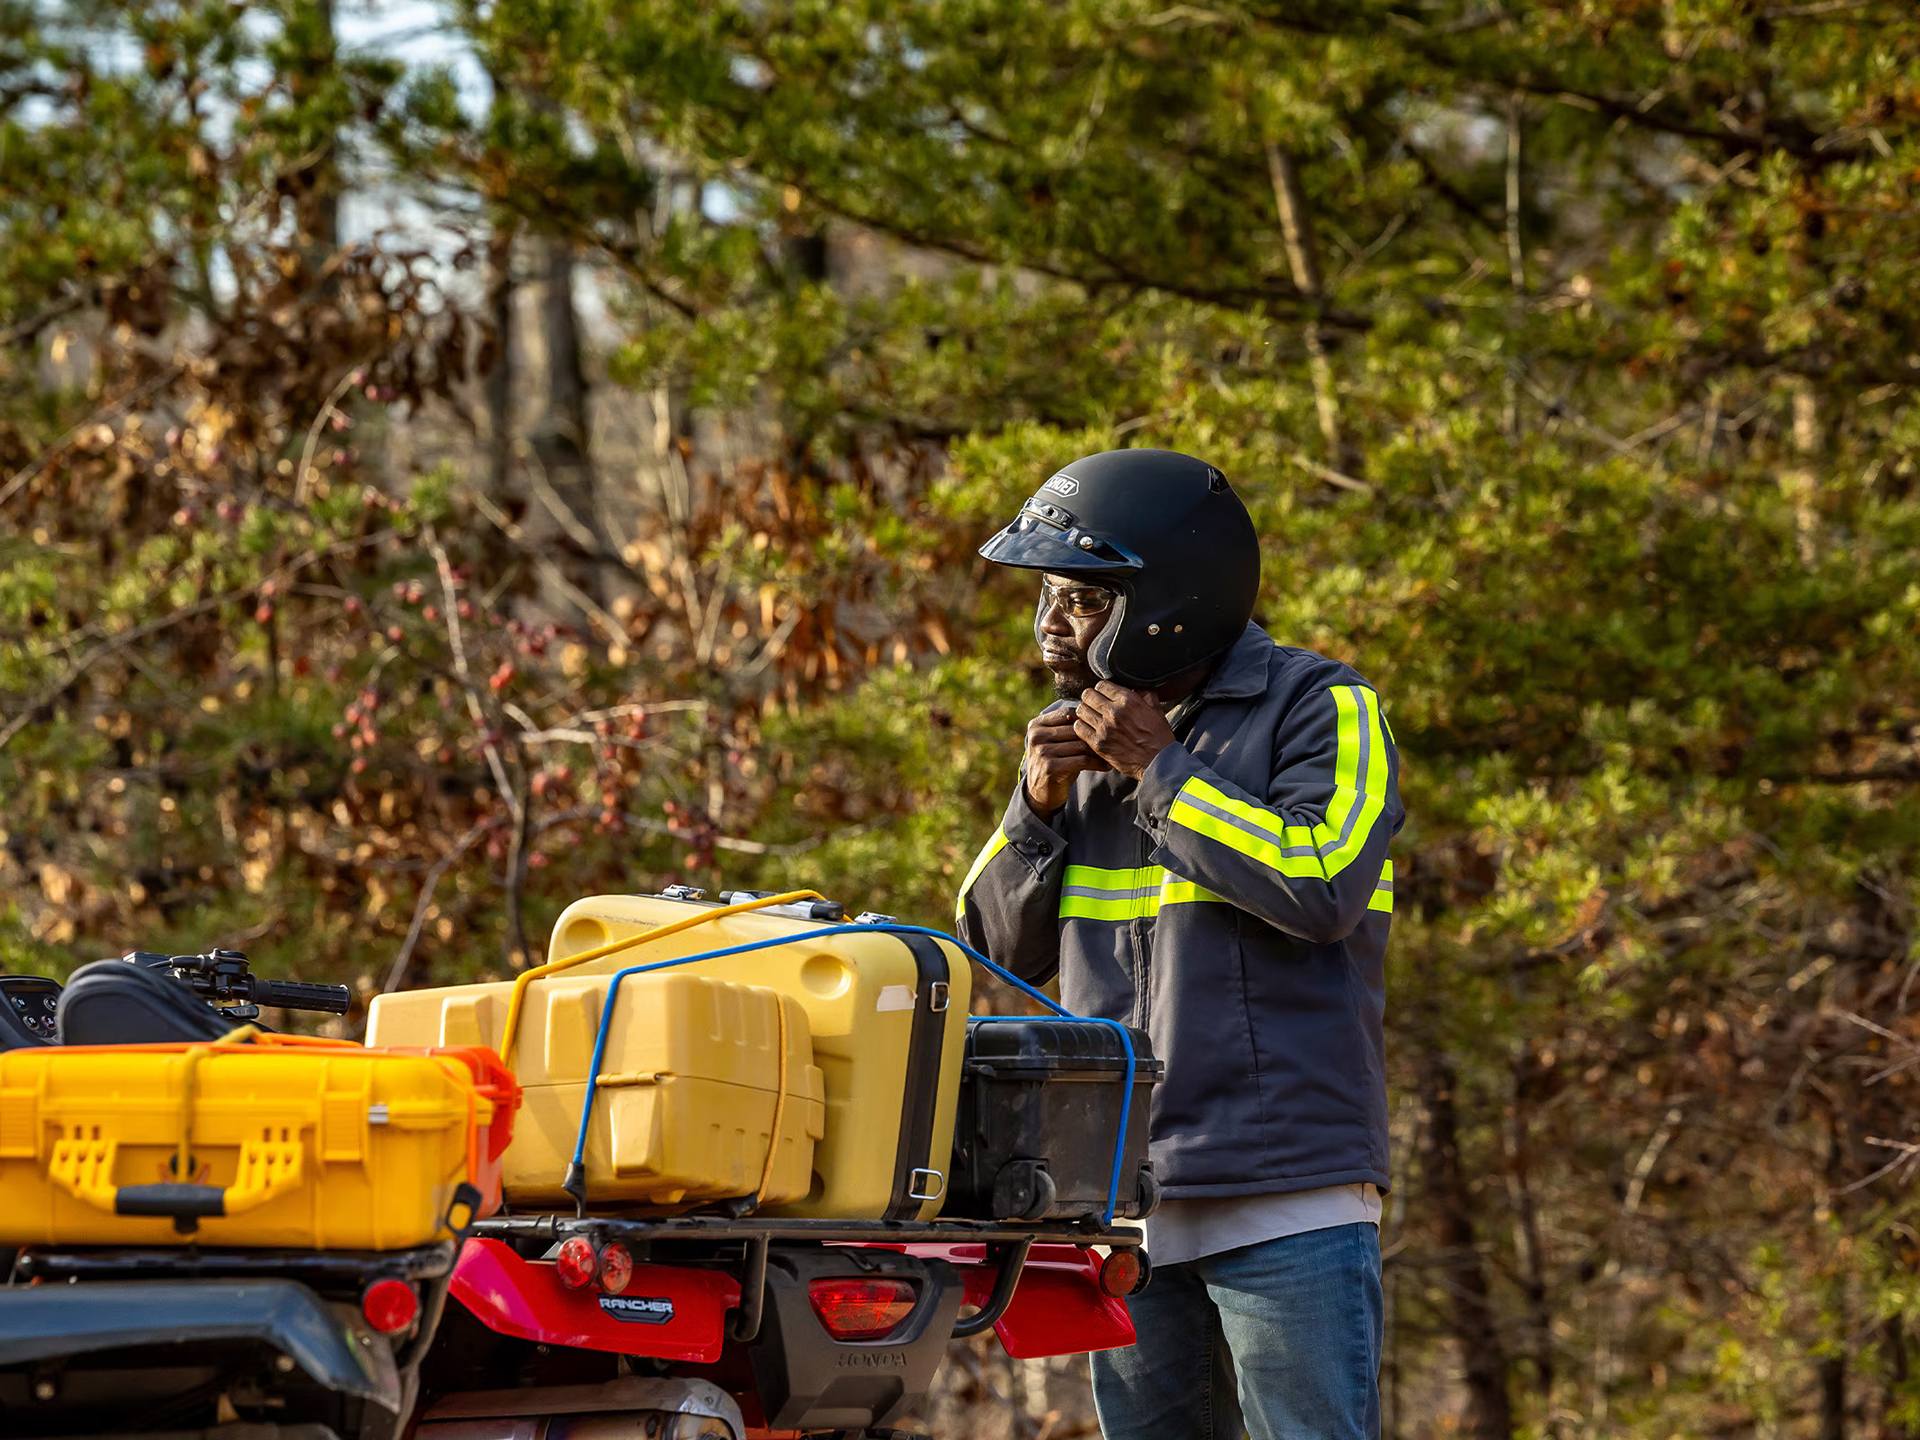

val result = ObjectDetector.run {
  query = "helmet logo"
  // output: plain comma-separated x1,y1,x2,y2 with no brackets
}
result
1043,474,1080,497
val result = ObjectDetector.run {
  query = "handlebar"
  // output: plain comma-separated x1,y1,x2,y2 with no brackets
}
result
251,979,353,1016
127,949,351,1018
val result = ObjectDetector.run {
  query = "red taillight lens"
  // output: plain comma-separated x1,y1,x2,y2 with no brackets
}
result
361,1279,420,1334
597,1241,634,1295
1099,1249,1143,1298
807,1277,917,1341
555,1236,598,1289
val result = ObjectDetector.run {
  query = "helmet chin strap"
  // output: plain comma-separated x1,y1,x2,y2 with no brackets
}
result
1086,593,1127,683
1033,589,1128,686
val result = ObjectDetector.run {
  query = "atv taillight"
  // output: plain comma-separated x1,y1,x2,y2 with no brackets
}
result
597,1241,634,1295
361,1278,420,1334
1099,1248,1143,1297
807,1276,917,1341
555,1236,598,1289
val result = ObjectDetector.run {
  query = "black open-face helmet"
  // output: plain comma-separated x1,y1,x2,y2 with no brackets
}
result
977,448,1260,689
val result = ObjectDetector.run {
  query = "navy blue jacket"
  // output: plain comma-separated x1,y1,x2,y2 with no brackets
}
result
955,624,1402,1198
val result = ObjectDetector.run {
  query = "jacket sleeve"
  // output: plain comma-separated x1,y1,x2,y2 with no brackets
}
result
1133,681,1400,945
953,780,1068,984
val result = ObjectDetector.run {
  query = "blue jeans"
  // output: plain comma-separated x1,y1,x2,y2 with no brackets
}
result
1091,1222,1383,1440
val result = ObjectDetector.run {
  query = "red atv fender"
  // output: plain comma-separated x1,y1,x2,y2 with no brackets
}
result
901,1242,1135,1357
447,1237,1134,1362
449,1237,741,1363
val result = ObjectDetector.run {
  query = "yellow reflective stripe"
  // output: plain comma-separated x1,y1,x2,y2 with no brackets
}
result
1168,685,1388,882
1060,863,1161,922
1368,859,1394,914
1159,877,1224,907
955,827,1011,922
1060,865,1227,920
1060,893,1152,921
1064,863,1162,889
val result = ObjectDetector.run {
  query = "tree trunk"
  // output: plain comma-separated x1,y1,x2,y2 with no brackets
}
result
1883,1318,1911,1439
530,232,604,612
484,218,516,511
289,0,339,261
1420,1053,1515,1440
1501,91,1524,437
1820,1353,1846,1440
1504,90,1525,298
311,0,338,257
1265,142,1356,478
1506,1052,1558,1428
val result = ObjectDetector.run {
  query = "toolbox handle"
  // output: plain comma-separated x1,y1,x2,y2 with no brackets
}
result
115,1181,228,1233
499,888,830,1069
49,1132,306,1234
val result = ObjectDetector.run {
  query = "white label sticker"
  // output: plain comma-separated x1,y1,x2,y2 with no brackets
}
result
876,984,916,1012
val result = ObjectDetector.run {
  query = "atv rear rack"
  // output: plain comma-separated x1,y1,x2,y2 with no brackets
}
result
467,1213,1144,1343
469,1212,1143,1248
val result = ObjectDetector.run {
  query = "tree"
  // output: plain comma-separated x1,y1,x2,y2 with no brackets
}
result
7,2,1920,1431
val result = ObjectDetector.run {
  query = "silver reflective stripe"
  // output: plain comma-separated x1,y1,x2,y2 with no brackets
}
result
1060,884,1162,902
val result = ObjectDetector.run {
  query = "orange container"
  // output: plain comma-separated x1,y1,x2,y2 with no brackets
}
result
380,1043,522,1217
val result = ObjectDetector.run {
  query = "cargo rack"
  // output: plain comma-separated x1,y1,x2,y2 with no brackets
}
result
468,1212,1145,1343
9,1239,457,1287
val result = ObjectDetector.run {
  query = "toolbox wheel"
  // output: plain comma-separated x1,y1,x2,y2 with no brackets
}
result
1013,1167,1059,1221
1024,1166,1058,1221
1134,1165,1162,1218
991,1159,1057,1221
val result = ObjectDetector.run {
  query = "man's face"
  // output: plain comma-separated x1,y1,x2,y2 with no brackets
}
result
1038,573,1117,702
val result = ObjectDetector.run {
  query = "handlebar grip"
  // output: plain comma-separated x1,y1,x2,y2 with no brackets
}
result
253,979,352,1014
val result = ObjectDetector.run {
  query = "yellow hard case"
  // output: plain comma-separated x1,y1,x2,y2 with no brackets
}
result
0,1045,495,1249
367,973,825,1209
548,895,970,1221
372,895,971,1219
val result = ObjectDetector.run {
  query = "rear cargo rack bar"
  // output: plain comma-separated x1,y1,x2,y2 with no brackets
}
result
725,1232,771,1343
11,1239,457,1288
469,1214,1143,1249
951,1237,1033,1339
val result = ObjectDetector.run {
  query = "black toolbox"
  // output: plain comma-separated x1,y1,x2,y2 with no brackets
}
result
946,1017,1164,1222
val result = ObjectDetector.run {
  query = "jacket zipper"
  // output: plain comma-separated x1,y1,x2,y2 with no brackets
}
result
1132,813,1153,1031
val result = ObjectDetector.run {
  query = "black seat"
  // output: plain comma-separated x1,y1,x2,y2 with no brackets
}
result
57,960,234,1045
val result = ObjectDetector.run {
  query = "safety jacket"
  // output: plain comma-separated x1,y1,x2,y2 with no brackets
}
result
955,623,1402,1198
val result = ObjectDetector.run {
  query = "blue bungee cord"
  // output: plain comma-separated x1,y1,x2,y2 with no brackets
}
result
560,922,1139,1226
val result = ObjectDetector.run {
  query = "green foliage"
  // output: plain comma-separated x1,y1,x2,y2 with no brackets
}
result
9,0,1920,1430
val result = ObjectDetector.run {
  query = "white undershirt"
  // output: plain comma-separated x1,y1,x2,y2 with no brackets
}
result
1141,1184,1382,1267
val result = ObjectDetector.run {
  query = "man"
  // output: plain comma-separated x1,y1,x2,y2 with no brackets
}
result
955,448,1402,1440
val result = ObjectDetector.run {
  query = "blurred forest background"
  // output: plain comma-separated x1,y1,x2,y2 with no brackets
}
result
5,0,1920,1433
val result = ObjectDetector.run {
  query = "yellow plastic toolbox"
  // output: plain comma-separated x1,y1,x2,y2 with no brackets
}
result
547,893,970,1221
0,1041,507,1249
370,892,971,1219
367,972,824,1209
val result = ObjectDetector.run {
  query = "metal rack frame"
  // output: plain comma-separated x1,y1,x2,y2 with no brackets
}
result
468,1213,1143,1248
468,1213,1143,1344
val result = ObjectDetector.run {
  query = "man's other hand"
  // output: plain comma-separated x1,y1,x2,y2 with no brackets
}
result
1076,681,1178,781
1025,707,1111,814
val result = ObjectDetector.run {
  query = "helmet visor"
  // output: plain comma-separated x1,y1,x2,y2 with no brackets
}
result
977,498,1144,576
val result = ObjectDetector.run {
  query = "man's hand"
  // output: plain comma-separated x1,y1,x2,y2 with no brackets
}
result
1025,707,1111,815
1076,681,1178,781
